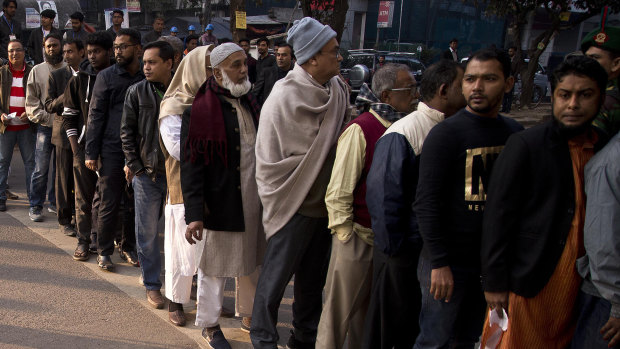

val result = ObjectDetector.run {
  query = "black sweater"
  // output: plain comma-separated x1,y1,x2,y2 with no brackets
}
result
414,109,523,269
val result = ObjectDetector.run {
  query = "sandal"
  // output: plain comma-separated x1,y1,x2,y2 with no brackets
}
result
73,244,89,261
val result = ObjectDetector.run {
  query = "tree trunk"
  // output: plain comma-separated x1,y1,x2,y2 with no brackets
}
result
229,0,246,43
328,0,349,43
300,0,349,43
520,24,556,107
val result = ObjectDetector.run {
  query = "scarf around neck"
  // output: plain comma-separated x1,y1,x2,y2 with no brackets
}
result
355,82,408,122
184,76,260,166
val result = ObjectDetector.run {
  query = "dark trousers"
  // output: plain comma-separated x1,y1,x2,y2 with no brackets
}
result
362,241,422,349
250,214,331,349
96,155,135,256
55,146,74,226
73,146,97,246
501,87,514,113
571,289,620,349
414,256,486,349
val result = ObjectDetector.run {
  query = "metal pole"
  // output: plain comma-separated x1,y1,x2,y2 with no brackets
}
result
286,1,300,33
397,0,404,52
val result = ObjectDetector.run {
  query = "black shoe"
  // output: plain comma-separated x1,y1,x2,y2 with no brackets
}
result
0,200,6,212
120,250,140,267
60,224,77,237
97,255,114,271
286,330,314,349
201,326,232,349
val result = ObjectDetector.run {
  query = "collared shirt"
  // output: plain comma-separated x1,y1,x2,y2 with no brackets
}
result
326,109,391,245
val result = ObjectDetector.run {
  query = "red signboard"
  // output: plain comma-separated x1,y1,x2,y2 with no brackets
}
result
378,1,395,28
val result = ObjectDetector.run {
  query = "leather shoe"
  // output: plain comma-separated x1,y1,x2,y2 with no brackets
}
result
120,250,140,267
97,255,114,271
169,309,186,326
146,289,165,309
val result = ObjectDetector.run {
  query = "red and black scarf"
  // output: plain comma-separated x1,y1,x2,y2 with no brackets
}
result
184,76,261,166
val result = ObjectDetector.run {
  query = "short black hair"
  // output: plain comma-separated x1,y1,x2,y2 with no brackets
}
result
143,40,175,63
550,55,607,96
509,45,517,51
238,38,250,45
257,37,269,46
64,37,84,51
3,1,16,9
467,48,511,79
186,34,200,43
450,38,458,44
44,32,63,44
85,31,113,51
276,43,295,60
153,16,165,23
117,28,141,46
419,60,463,102
70,12,84,22
112,9,124,17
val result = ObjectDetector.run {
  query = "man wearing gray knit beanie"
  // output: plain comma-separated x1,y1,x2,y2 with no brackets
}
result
251,17,351,349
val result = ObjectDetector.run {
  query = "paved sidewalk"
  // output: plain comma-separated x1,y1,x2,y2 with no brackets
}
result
0,148,295,348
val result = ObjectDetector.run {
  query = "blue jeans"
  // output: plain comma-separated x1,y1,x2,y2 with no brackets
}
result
0,128,35,201
29,125,55,208
571,289,620,349
133,173,166,290
414,256,486,349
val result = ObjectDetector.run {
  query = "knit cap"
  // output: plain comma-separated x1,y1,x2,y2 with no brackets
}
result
287,17,336,65
210,43,244,68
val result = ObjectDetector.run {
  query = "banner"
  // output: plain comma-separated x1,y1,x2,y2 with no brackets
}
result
377,1,395,28
126,1,141,13
25,8,40,29
104,8,129,30
236,11,247,29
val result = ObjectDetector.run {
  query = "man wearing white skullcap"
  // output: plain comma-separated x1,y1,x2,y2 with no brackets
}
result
181,42,265,348
251,17,351,349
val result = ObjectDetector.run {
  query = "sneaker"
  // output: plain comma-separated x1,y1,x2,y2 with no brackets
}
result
60,224,77,237
240,316,251,333
29,207,43,222
201,326,232,349
0,200,6,212
286,330,314,349
48,205,57,214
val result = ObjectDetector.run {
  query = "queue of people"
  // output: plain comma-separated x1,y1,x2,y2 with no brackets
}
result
0,3,619,348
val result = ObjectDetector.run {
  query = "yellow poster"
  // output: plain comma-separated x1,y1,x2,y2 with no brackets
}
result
236,11,247,29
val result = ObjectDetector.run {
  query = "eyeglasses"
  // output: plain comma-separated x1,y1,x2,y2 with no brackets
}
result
113,44,137,52
390,86,420,96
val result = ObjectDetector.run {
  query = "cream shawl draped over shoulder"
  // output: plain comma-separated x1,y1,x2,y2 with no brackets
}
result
256,63,350,240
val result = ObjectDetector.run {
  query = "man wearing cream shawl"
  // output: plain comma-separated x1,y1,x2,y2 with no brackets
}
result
251,17,351,349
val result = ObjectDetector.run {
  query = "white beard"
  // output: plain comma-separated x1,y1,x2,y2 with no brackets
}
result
221,71,251,97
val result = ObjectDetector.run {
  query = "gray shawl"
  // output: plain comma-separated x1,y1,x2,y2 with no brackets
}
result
255,64,350,239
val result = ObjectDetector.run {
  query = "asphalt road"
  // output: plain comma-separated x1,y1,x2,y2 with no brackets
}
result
0,147,295,348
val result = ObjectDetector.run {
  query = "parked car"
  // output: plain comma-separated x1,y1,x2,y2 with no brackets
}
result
340,49,425,95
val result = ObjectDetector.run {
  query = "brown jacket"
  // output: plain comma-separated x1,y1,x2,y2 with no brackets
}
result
0,63,33,134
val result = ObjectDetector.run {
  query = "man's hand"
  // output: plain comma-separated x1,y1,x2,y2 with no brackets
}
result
601,316,620,347
430,266,454,302
185,221,204,244
85,159,98,172
484,291,509,318
124,165,134,182
18,112,28,122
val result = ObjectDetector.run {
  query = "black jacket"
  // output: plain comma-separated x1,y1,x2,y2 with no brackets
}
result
26,26,62,65
120,79,166,179
0,15,21,60
85,63,144,160
442,49,457,61
180,94,257,231
252,64,291,105
61,60,100,146
481,120,606,297
46,64,75,149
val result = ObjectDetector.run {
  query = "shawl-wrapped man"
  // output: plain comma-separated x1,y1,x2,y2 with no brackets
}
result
181,42,265,349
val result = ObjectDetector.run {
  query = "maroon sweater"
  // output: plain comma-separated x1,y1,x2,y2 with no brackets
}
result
345,111,388,228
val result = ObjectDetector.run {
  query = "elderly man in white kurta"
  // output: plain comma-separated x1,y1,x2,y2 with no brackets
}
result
181,43,265,348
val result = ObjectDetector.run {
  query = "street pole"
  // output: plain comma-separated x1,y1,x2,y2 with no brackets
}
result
397,0,403,52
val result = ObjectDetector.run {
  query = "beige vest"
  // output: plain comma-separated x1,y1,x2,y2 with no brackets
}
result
160,136,183,205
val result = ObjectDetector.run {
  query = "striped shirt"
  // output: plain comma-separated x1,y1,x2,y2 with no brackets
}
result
6,63,28,131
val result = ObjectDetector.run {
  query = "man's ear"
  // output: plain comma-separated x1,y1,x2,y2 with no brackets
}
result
611,56,620,76
504,75,515,93
380,90,391,104
438,83,448,98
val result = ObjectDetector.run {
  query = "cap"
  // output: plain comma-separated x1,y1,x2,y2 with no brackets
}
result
188,25,196,31
206,24,214,31
171,26,178,33
581,27,620,54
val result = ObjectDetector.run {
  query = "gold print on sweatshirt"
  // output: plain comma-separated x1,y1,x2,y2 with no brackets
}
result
465,146,504,202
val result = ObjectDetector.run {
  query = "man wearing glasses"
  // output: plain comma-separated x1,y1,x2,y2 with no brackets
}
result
85,28,144,272
0,40,34,212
